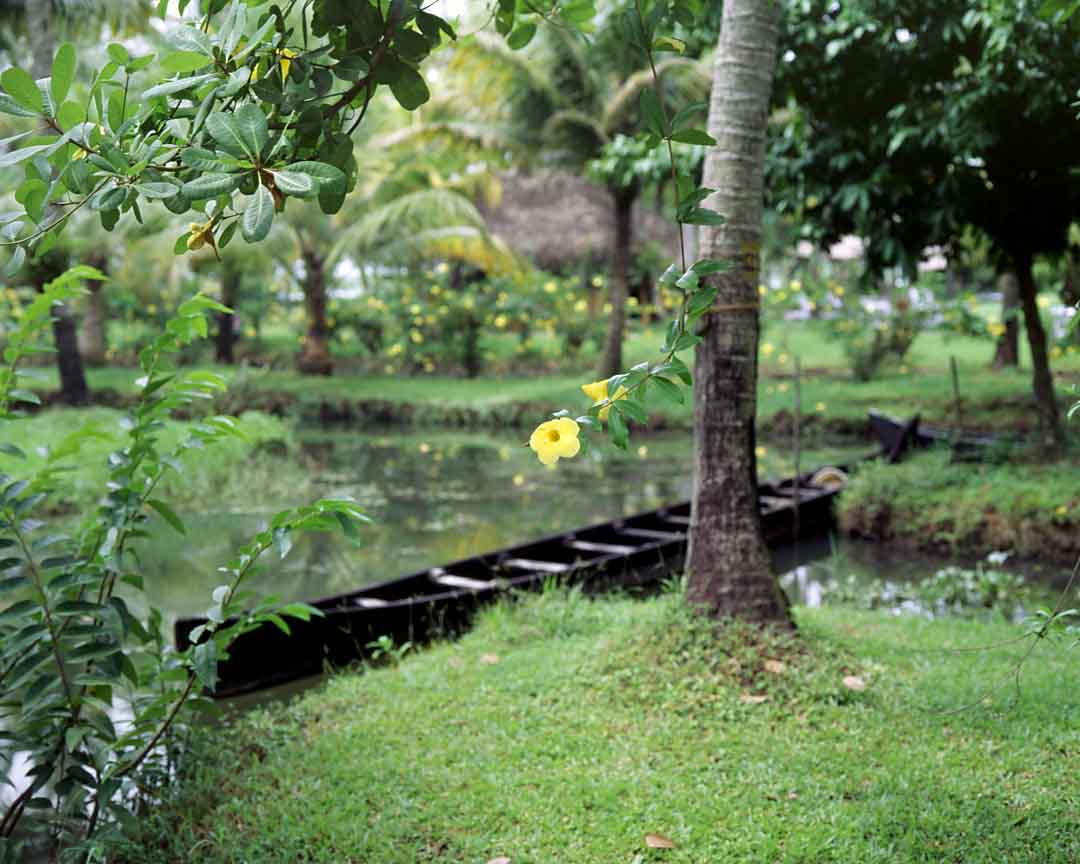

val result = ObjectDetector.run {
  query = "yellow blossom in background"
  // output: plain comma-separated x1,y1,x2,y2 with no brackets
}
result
438,305,449,316
278,47,298,79
789,280,802,292
761,342,774,357
778,383,789,393
834,285,845,297
463,298,475,310
1051,346,1063,359
410,304,422,315
627,296,638,307
388,343,404,357
497,292,508,304
1037,295,1050,309
574,299,588,313
384,363,394,374
419,443,431,454
425,315,435,325
529,418,581,466
423,360,435,372
581,379,628,421
778,353,789,365
186,220,214,252
512,473,525,487
758,284,767,296
430,285,442,296
498,446,511,461
755,446,767,458
987,321,1006,338
592,275,604,288
1056,505,1068,517
603,303,613,314
410,329,424,344
494,314,508,328
637,445,649,458
436,262,449,274
815,402,826,412
544,281,558,294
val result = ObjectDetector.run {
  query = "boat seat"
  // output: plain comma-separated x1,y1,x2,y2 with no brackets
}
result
429,571,496,591
660,514,691,526
618,527,685,541
566,540,639,556
501,558,571,574
353,597,389,608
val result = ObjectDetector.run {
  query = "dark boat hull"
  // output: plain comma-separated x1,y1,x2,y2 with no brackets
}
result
868,410,1002,463
176,473,842,698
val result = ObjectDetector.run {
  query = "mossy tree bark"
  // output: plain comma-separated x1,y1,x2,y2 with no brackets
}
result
687,0,791,627
297,248,333,376
215,258,240,365
992,270,1019,369
599,184,638,380
1017,254,1062,448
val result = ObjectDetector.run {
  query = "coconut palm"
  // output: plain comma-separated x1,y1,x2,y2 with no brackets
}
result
442,18,710,377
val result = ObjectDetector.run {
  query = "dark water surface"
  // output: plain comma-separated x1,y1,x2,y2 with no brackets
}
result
138,428,874,626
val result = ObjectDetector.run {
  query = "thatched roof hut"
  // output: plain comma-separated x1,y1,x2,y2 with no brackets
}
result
480,171,680,273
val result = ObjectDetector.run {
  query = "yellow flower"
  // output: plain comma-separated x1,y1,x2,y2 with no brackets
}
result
778,353,789,365
410,304,422,315
279,47,298,80
581,379,628,421
186,220,214,252
778,383,789,393
463,297,475,310
529,418,581,466
574,299,588,313
755,446,767,457
498,446,511,461
1037,295,1050,309
436,262,449,274
512,473,525,487
789,280,802,292
815,402,826,412
544,280,557,294
419,442,431,454
761,342,774,357
410,329,424,344
1051,346,1063,359
1056,505,1068,517
494,314,508,328
637,445,648,458
834,285,845,297
603,302,613,314
591,275,604,288
987,321,1006,338
758,284,768,296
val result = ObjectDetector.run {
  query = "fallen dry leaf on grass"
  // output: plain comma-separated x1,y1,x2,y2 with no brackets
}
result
448,656,463,670
740,693,768,705
486,857,511,864
645,834,676,849
842,675,866,691
763,659,786,674
480,653,500,665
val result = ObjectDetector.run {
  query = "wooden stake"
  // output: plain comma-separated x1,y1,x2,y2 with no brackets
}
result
950,354,963,429
793,355,802,542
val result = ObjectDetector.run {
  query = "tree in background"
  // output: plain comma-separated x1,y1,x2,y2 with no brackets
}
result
768,0,1080,446
445,18,709,378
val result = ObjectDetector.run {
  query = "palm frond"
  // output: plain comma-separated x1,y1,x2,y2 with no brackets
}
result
376,225,521,276
375,121,514,156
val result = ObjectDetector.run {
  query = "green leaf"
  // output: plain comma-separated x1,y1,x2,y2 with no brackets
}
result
651,376,684,404
147,498,186,535
142,73,219,99
272,170,315,197
51,43,76,106
639,88,668,138
206,108,266,158
507,20,537,49
1,67,43,114
607,405,629,450
181,172,239,199
242,185,274,242
161,50,211,75
388,65,430,111
670,128,715,146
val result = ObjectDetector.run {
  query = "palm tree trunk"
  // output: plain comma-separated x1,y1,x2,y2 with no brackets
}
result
31,0,90,403
599,185,636,379
992,270,1019,369
78,265,108,368
297,249,333,376
215,259,240,364
687,0,791,626
1017,253,1062,448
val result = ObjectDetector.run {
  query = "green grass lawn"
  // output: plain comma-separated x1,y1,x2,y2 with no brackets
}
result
123,588,1080,863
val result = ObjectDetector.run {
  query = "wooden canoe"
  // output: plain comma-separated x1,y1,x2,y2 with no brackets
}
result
175,469,844,698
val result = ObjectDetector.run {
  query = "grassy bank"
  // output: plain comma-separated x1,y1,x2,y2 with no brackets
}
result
838,448,1080,562
122,588,1080,863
